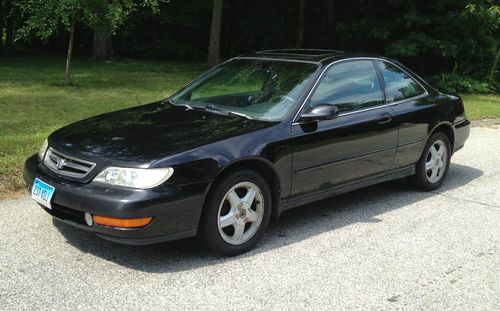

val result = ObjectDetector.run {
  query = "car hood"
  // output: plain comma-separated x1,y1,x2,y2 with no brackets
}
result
49,102,276,165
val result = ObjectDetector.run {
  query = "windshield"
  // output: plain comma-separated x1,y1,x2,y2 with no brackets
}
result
171,58,318,121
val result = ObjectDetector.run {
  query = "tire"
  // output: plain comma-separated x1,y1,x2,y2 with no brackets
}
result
198,169,272,256
411,132,451,191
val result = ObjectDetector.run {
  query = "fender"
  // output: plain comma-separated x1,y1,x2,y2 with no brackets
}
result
201,156,284,220
424,121,455,151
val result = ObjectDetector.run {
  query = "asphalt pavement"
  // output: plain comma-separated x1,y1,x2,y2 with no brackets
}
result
0,127,499,310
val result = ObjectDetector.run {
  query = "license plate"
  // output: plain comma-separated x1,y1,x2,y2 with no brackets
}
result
31,178,55,209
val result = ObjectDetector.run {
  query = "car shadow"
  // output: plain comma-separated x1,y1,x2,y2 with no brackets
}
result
54,163,483,273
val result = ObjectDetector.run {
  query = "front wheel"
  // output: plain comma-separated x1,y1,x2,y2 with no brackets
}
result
411,132,451,191
198,169,272,256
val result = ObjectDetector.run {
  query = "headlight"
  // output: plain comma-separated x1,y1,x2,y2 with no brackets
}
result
38,138,48,160
93,167,174,189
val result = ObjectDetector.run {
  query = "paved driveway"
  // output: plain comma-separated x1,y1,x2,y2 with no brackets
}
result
1,127,499,310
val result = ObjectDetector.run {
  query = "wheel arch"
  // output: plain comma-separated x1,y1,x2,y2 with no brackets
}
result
202,157,282,221
427,121,455,152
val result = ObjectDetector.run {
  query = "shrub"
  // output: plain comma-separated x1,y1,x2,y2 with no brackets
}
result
430,74,495,94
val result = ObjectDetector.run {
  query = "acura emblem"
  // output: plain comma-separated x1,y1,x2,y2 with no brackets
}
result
56,158,67,169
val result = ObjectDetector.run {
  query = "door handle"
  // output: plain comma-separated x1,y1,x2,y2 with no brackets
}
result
376,113,393,124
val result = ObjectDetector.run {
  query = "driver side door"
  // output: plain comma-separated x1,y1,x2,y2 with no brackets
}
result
290,59,398,199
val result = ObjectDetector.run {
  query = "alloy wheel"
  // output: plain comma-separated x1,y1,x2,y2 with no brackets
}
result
217,182,264,245
425,139,448,183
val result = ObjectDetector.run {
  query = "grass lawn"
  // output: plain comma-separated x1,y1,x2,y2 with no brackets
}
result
0,56,498,198
0,56,204,198
460,94,500,120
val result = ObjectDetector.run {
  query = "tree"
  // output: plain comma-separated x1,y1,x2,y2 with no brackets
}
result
326,0,336,48
85,0,139,60
92,26,113,59
11,0,499,93
0,0,3,52
3,0,14,53
16,0,159,83
462,2,499,84
16,0,82,83
296,0,305,48
207,0,223,67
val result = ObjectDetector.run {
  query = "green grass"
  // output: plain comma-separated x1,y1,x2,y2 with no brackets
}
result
0,56,204,197
461,94,500,120
0,56,498,197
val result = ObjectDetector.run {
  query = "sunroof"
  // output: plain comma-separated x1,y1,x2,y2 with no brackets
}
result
257,49,344,56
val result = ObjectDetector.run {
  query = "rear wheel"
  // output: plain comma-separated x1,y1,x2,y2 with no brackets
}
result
198,169,271,256
411,132,451,191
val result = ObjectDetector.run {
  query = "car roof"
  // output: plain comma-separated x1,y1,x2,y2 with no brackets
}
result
241,49,390,65
237,49,433,92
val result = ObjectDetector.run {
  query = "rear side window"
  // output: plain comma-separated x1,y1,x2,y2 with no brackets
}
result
378,61,425,102
309,60,384,113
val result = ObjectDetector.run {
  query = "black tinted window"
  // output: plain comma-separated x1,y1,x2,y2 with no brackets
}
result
378,61,425,102
309,60,383,113
172,59,318,121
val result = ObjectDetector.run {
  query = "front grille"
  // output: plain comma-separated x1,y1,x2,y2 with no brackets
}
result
44,148,96,179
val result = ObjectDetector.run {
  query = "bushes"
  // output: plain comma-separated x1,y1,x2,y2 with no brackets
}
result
431,74,496,94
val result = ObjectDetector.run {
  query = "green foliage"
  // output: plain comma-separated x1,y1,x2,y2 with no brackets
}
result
387,1,498,76
332,0,499,93
431,74,494,94
15,0,82,40
83,0,160,32
7,0,500,93
15,0,161,41
116,0,211,59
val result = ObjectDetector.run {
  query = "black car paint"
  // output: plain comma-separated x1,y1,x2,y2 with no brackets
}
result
24,155,208,244
24,51,470,245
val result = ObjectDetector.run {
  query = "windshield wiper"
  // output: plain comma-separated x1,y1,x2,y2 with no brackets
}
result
162,98,195,110
163,101,252,119
161,98,174,105
204,104,253,120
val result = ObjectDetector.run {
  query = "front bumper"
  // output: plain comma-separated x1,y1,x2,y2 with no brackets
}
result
24,155,211,245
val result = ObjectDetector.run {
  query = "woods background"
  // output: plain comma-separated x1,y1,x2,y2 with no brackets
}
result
0,0,499,93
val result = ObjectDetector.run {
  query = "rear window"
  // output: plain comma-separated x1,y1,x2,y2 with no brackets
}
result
378,61,425,102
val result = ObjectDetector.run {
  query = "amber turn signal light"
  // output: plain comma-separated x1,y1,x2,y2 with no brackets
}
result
92,215,153,228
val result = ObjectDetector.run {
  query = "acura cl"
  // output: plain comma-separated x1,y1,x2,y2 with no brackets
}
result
24,49,470,255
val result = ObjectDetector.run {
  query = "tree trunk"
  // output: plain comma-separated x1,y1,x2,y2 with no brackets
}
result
207,0,223,67
65,20,75,85
151,14,158,44
327,0,335,48
296,0,305,48
92,26,113,60
489,47,500,83
4,0,13,54
0,0,4,52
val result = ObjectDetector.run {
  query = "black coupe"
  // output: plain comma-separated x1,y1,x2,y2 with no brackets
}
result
24,49,470,255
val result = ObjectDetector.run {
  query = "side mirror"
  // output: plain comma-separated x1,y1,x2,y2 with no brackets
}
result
299,104,339,122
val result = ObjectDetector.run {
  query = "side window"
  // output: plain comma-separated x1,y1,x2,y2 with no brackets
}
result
309,60,384,113
378,61,425,102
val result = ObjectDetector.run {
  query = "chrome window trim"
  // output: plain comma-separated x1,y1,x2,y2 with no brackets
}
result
234,56,321,65
291,93,429,125
257,48,344,54
338,93,428,117
291,57,429,124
